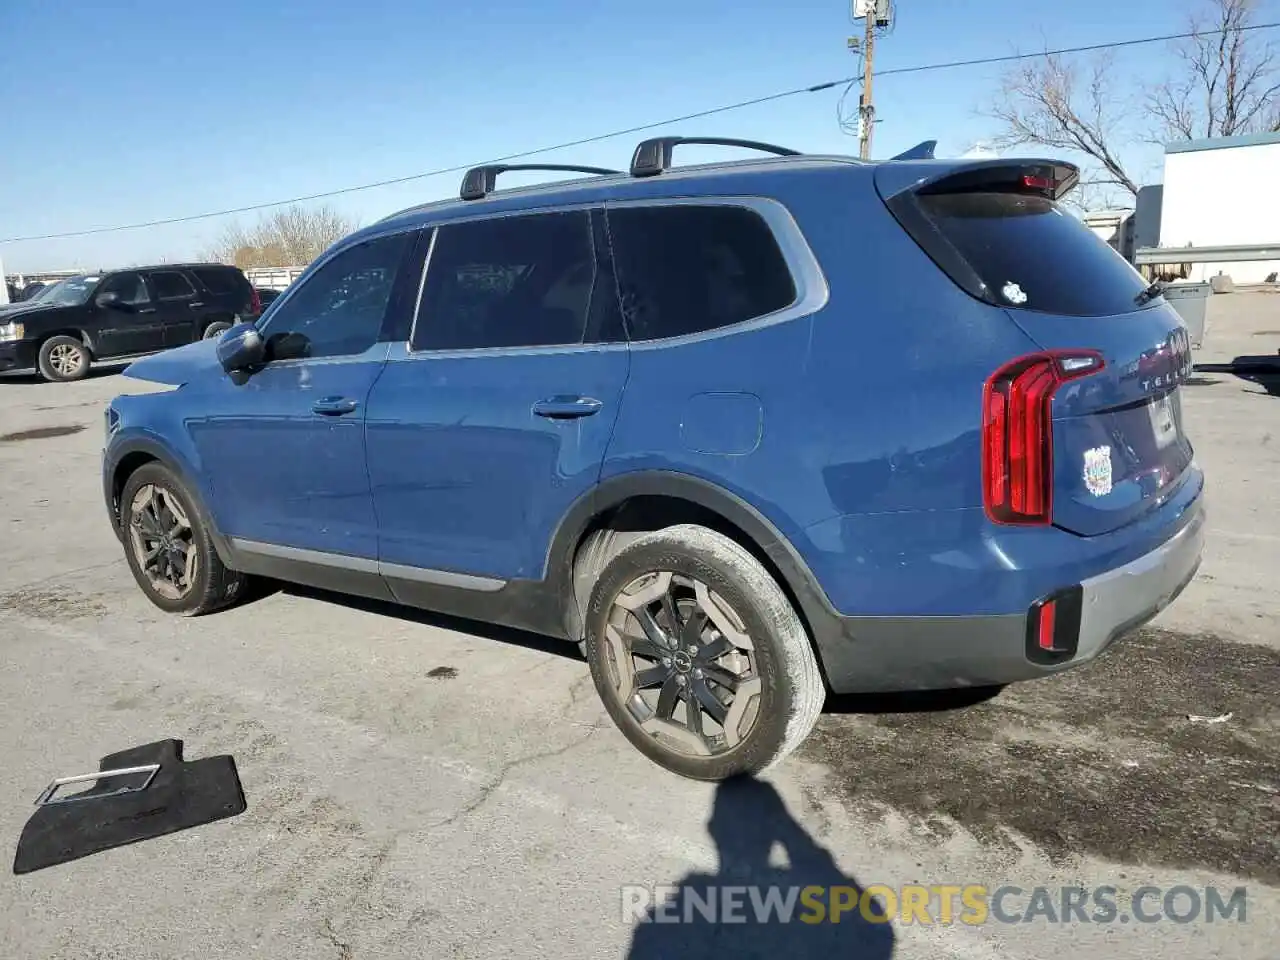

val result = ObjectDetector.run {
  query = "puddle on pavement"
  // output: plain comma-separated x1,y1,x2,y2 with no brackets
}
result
0,424,86,442
428,666,459,680
803,628,1280,882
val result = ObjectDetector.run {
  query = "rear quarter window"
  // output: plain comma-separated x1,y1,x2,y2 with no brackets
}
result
192,267,249,297
915,192,1151,317
606,204,797,341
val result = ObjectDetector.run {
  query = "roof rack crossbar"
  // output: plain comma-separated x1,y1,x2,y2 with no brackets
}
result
891,140,938,161
459,164,621,201
630,136,801,177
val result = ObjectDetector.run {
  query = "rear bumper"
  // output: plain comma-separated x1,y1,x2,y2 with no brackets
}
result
813,497,1205,694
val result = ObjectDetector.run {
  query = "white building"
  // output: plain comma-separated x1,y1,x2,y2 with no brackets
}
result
1157,131,1280,284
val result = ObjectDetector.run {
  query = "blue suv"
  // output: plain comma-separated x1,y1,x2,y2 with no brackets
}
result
103,136,1205,780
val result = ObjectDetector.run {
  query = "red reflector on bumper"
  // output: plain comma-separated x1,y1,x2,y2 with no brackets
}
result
1037,600,1057,650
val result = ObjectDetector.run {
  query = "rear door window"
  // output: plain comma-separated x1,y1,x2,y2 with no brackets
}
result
192,267,245,296
149,271,197,301
605,204,796,341
413,210,596,351
915,192,1151,317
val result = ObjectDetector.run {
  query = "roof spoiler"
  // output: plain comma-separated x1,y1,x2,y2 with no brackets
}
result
890,140,937,161
875,158,1081,204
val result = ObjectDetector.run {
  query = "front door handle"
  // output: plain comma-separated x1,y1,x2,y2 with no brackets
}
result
532,397,603,419
313,396,359,416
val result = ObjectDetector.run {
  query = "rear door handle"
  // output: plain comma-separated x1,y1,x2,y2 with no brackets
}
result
313,396,359,416
188,301,205,308
532,397,603,419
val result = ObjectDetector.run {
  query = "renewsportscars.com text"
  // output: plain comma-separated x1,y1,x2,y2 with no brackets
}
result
621,884,1248,926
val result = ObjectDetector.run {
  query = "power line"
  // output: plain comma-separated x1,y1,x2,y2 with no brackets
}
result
5,21,1278,245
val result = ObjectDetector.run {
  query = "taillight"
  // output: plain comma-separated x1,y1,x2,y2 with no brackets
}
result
983,351,1104,525
250,287,262,315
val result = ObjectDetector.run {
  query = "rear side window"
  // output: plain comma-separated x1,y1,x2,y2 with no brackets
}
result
192,267,246,297
606,205,796,341
150,271,196,300
414,210,596,351
915,192,1150,317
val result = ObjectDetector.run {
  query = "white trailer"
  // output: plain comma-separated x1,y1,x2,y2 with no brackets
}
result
1157,131,1280,284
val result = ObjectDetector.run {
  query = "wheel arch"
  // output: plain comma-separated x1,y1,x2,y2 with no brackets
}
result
38,328,98,355
107,435,233,565
549,472,839,672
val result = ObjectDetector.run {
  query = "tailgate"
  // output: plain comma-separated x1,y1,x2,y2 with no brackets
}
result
877,159,1196,536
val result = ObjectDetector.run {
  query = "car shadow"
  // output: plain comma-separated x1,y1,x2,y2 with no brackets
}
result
266,580,584,661
1194,357,1280,397
626,776,895,958
237,582,1013,702
823,685,1004,716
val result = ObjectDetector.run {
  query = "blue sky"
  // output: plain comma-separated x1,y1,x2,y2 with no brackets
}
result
1,0,1277,272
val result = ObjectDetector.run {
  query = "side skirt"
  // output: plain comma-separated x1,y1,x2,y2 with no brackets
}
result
225,538,569,640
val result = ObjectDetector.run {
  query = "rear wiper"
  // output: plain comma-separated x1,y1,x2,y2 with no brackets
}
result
1135,281,1165,306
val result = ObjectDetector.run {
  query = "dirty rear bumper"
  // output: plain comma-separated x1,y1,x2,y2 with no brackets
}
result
813,501,1206,694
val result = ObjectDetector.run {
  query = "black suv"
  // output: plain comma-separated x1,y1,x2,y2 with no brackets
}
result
0,263,259,382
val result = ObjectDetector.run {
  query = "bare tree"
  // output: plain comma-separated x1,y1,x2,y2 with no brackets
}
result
1148,0,1280,140
983,0,1280,209
989,51,1141,201
203,204,358,270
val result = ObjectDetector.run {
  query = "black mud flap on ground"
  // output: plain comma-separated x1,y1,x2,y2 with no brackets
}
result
13,738,246,875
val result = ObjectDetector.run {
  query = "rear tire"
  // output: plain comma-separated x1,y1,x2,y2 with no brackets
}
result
583,524,825,780
37,335,90,382
119,462,248,616
202,320,233,340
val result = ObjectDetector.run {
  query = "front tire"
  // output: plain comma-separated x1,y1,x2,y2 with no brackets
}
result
37,335,90,382
583,524,825,780
119,463,248,615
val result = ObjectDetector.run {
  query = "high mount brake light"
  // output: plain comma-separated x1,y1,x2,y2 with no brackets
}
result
1020,174,1055,192
982,351,1104,525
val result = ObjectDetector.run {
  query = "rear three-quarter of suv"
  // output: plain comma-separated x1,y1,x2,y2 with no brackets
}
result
102,137,1204,780
0,263,258,381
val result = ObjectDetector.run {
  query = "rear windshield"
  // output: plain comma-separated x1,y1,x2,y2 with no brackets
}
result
917,192,1151,317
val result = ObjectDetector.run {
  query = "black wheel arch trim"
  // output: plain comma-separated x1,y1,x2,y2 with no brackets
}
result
544,470,843,651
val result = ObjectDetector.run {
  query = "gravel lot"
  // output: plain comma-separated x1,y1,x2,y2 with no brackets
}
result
1,294,1278,959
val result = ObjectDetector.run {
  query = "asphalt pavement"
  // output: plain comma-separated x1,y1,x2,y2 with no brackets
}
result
1,295,1277,959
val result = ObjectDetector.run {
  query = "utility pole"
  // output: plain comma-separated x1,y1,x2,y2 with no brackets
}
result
859,7,876,160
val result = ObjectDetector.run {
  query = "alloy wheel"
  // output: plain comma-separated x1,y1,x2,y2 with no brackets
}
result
48,343,84,377
600,571,762,758
128,483,197,601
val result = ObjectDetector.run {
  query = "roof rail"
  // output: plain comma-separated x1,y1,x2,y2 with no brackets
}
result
630,136,801,177
891,140,938,161
459,163,621,201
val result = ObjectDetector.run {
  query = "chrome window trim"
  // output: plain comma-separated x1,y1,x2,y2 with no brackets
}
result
404,226,438,351
397,195,828,361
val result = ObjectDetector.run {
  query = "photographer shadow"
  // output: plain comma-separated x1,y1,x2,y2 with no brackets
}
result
627,776,895,959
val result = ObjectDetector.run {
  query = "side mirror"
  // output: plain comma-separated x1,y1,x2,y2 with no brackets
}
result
216,322,266,375
95,292,122,310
